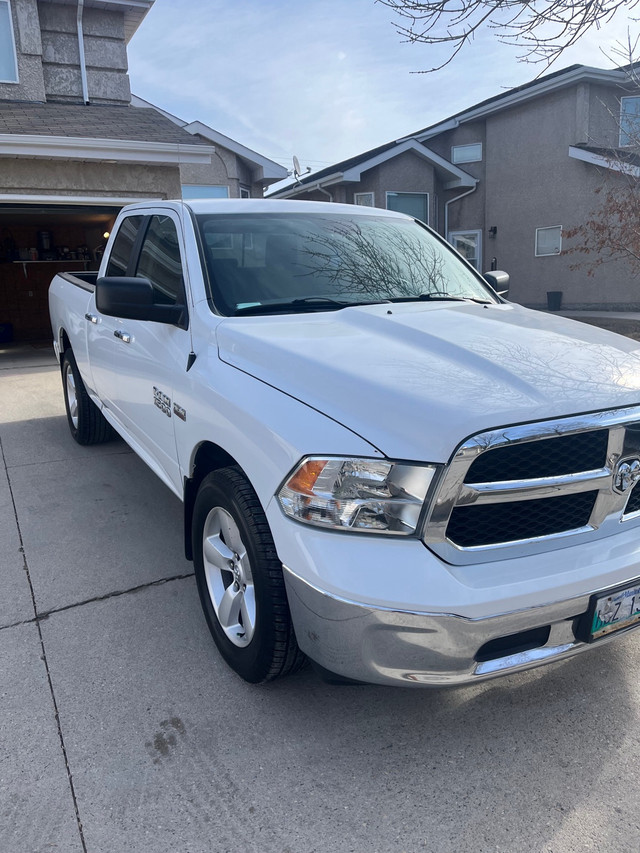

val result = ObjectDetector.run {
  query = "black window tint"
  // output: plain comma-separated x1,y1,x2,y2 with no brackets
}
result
105,215,143,277
135,215,185,305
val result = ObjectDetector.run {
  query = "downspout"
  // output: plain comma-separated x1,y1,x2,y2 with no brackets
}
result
77,0,89,104
314,183,333,202
444,183,477,243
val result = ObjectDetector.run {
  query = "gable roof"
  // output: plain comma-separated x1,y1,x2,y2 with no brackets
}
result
409,64,630,142
270,62,632,197
272,139,476,199
130,95,288,184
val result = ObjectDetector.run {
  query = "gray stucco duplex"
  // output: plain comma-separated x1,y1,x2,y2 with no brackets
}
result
271,65,639,311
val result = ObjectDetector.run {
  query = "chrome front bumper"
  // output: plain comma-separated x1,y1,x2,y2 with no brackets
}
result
283,566,634,686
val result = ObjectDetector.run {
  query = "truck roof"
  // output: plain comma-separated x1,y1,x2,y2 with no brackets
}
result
122,198,411,219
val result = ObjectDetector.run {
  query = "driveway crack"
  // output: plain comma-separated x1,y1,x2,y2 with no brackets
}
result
1,434,88,853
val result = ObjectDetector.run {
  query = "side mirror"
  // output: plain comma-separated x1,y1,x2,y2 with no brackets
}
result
484,270,509,299
96,277,186,326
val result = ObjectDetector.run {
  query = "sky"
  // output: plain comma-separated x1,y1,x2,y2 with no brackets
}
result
127,0,634,178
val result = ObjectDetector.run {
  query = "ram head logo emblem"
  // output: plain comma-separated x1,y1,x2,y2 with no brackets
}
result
614,458,640,494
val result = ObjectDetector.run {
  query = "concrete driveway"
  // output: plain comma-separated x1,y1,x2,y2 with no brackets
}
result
2,343,640,853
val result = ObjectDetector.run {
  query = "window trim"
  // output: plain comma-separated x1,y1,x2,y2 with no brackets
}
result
134,212,188,308
448,229,482,271
354,191,375,207
535,225,562,257
0,0,19,84
620,96,640,148
451,143,483,164
385,191,429,224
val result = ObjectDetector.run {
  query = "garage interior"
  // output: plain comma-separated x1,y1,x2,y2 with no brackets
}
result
0,203,121,343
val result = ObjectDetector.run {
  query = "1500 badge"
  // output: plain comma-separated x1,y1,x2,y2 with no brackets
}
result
153,387,187,421
153,386,171,417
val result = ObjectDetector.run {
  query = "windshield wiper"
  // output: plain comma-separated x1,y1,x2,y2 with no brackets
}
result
232,296,390,316
388,294,492,305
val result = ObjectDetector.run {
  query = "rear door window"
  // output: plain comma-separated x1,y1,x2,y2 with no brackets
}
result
135,215,186,305
105,215,144,277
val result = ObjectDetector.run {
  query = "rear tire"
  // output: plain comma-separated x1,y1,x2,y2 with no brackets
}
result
62,349,115,445
192,466,306,683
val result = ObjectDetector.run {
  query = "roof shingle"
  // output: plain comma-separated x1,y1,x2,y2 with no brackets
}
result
0,101,209,145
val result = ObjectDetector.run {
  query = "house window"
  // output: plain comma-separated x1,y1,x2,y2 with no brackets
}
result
535,226,562,256
0,0,18,83
240,186,251,199
449,230,482,270
451,143,482,164
354,192,375,207
620,97,640,147
182,185,230,200
386,192,429,224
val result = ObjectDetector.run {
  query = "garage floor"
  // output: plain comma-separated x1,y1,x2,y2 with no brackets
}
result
2,345,640,853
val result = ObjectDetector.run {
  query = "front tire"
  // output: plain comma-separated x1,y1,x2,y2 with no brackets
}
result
192,466,306,683
62,349,114,445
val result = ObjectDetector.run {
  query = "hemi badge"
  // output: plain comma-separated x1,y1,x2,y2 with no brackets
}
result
173,403,187,422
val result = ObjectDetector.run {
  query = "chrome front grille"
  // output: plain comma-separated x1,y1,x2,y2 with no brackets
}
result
424,406,640,565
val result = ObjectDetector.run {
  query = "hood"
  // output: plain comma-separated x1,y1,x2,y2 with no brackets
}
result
217,302,640,461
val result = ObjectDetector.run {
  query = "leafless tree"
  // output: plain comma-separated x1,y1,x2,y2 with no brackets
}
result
565,46,640,277
377,0,639,71
297,221,450,298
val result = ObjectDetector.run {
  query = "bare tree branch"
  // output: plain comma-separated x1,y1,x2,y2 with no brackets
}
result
377,0,640,72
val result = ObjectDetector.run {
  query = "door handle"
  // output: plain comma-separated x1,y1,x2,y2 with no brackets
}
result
85,313,100,324
114,330,132,344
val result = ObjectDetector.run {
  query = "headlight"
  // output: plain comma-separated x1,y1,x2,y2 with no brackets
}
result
277,457,438,534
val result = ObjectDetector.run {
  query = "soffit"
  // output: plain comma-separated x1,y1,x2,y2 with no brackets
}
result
37,0,154,43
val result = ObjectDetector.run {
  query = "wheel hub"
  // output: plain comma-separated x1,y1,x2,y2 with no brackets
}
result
202,507,256,648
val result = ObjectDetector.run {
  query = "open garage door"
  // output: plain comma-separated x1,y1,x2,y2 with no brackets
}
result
0,203,122,343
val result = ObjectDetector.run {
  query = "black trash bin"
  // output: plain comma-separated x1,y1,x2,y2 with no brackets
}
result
547,291,563,311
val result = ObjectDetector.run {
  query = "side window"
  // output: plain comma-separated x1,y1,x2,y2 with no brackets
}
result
105,216,143,277
135,215,185,305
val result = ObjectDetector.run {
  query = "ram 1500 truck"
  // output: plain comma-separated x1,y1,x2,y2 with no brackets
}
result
48,199,640,686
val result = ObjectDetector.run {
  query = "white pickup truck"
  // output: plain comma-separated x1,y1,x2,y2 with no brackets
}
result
49,198,640,686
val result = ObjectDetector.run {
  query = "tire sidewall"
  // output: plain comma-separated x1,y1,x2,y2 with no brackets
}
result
62,351,81,441
192,471,283,683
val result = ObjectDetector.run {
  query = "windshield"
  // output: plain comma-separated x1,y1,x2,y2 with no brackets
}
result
195,212,497,315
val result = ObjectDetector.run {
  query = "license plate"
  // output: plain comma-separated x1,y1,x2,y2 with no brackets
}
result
588,582,640,640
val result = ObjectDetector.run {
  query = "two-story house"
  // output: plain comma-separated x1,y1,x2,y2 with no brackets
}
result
0,0,287,342
270,63,639,311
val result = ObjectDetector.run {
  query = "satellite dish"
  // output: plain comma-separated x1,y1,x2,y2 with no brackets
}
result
291,155,311,184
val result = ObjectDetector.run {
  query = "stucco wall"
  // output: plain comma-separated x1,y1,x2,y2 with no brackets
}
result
588,82,636,148
38,1,131,104
180,144,268,198
348,151,437,224
0,0,46,101
0,158,181,198
476,85,638,309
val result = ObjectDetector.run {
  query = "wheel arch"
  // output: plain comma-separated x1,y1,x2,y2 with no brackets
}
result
183,440,245,561
57,328,71,364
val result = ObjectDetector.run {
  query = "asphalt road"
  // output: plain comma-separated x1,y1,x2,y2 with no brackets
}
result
2,343,640,853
